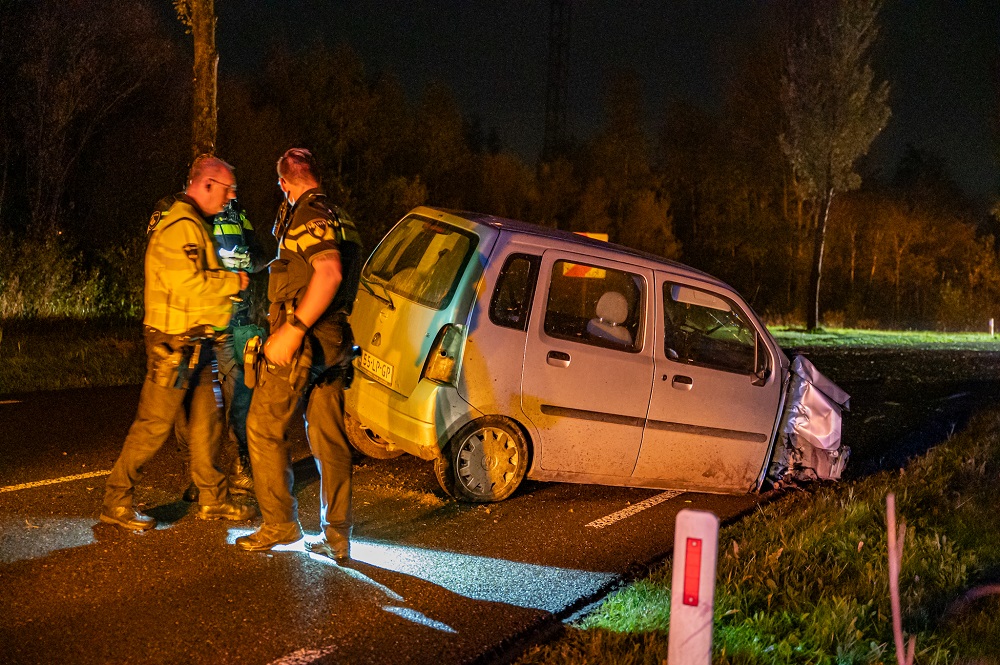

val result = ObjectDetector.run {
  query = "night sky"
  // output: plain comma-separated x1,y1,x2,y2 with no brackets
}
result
202,0,999,210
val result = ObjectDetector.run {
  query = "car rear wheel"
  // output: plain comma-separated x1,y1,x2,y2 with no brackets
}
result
345,414,405,459
433,417,529,502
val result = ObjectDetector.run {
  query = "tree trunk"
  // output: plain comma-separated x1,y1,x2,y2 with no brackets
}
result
806,188,834,331
0,136,9,226
190,0,217,158
791,189,806,315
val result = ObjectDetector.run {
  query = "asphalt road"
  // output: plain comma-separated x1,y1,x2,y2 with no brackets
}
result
1,349,998,664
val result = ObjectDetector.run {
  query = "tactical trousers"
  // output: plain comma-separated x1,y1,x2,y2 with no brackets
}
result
104,330,227,510
246,363,353,551
176,326,262,464
214,328,253,461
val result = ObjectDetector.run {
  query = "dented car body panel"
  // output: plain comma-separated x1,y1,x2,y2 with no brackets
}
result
346,207,845,500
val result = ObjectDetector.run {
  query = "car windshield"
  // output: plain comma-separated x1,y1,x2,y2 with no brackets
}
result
363,215,478,309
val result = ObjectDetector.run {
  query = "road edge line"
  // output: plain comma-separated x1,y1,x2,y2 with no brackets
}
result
0,470,112,493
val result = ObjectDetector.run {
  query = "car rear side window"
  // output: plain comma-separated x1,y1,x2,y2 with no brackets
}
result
363,216,478,310
663,284,756,374
489,253,540,331
543,260,643,352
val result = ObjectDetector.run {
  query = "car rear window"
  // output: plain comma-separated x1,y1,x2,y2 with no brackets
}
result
489,253,540,331
363,216,478,310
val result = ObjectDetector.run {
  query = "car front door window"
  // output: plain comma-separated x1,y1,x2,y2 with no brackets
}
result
663,284,756,374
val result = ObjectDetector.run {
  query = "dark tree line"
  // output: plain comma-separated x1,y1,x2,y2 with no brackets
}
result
1,0,998,330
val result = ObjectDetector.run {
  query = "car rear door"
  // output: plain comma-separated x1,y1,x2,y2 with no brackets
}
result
631,274,782,492
521,251,654,477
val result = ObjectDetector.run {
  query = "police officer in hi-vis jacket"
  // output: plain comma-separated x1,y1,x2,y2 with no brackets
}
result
101,155,257,531
168,196,267,502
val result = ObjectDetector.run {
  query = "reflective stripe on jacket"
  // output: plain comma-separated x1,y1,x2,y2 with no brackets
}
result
143,197,241,334
267,189,362,330
214,206,252,254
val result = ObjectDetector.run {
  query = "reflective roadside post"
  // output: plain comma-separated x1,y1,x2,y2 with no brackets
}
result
668,509,719,665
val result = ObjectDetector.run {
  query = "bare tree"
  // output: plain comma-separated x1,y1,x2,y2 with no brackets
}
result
175,0,218,158
6,1,168,232
780,0,890,330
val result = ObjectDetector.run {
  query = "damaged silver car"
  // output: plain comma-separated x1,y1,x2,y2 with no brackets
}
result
345,207,849,502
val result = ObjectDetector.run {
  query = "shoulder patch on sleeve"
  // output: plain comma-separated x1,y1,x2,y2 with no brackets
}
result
147,211,162,235
305,217,331,240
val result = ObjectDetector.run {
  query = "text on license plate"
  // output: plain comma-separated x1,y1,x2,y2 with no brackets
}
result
360,350,394,387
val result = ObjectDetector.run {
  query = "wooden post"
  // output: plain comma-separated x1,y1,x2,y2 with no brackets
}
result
887,493,916,665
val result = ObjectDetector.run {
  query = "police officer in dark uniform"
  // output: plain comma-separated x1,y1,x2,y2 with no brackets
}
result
235,148,362,561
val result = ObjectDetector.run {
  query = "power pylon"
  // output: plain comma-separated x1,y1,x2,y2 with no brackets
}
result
542,0,571,161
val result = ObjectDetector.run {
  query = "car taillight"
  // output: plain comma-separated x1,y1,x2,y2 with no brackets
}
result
421,323,464,385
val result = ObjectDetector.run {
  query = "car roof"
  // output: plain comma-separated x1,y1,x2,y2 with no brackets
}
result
417,206,728,289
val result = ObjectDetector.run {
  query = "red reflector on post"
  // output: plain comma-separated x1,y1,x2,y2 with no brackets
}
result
669,510,719,663
683,537,702,606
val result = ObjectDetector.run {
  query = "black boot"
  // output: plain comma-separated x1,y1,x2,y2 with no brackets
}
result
228,454,254,495
181,461,199,502
182,482,199,502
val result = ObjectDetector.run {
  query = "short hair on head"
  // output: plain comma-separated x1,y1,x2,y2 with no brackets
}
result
277,148,320,186
188,154,234,186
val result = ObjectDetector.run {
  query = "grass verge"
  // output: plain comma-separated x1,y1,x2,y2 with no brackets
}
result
3,324,996,397
516,408,1000,664
0,319,145,396
771,327,1000,351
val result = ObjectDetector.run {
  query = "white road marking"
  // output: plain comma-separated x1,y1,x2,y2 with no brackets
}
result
268,646,339,665
0,399,22,405
585,490,684,529
0,470,111,494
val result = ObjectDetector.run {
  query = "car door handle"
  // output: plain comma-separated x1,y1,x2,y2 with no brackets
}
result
671,375,693,390
546,351,571,368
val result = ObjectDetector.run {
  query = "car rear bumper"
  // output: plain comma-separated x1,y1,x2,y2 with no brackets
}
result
345,371,481,460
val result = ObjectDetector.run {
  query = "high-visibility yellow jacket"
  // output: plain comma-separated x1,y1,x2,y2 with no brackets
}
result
143,195,242,334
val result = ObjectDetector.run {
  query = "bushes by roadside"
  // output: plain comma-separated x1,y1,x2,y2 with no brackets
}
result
0,319,144,396
518,410,1000,664
0,231,143,320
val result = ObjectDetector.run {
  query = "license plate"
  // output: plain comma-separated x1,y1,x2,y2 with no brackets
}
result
360,350,394,387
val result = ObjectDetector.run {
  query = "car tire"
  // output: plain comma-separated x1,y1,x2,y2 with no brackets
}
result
345,414,405,460
433,416,529,502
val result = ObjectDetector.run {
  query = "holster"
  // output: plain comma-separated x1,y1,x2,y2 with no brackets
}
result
318,345,360,390
243,315,355,393
149,342,189,389
148,325,216,390
311,321,358,390
242,334,311,393
243,335,264,389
